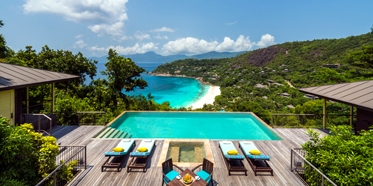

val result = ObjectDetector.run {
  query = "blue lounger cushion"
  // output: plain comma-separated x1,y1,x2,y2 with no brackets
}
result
219,141,245,160
105,139,135,156
130,139,155,156
239,141,270,160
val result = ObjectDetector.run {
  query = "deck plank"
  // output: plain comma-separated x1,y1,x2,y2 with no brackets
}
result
46,125,324,186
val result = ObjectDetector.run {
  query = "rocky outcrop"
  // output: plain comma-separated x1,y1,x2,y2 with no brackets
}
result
247,45,286,66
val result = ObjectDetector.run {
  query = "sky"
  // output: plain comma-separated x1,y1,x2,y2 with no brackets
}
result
1,0,372,57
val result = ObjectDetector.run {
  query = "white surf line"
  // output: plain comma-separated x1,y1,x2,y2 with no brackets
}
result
189,85,221,109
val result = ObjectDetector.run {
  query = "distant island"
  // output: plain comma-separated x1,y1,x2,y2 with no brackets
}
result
89,51,245,63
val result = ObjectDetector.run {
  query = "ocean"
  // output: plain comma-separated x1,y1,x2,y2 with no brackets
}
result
92,62,210,108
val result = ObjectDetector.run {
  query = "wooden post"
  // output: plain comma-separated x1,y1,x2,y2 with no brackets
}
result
53,172,56,186
51,83,55,114
297,115,300,128
38,115,41,133
271,114,274,128
323,99,326,129
26,87,29,114
350,106,353,128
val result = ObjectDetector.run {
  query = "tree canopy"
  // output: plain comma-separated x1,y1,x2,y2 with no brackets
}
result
302,126,373,185
348,44,373,69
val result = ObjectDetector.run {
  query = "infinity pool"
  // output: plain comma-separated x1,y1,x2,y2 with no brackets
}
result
108,112,282,140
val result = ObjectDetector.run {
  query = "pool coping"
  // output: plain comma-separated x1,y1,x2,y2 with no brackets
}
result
157,139,215,168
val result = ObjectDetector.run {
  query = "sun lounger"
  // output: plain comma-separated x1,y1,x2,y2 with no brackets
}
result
219,141,247,176
127,139,155,173
102,139,135,172
239,141,273,176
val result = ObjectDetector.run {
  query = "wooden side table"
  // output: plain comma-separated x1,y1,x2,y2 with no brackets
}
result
168,168,208,186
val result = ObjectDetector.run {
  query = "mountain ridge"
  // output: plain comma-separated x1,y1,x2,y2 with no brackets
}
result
89,51,245,63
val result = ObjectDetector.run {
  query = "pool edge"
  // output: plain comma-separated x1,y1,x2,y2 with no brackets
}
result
104,111,282,140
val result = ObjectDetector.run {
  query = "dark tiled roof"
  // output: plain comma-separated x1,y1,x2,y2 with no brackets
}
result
0,62,80,91
298,80,373,111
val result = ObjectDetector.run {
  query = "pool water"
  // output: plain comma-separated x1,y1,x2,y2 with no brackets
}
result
108,112,282,140
166,142,206,163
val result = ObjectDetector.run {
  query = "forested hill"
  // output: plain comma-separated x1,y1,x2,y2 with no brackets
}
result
153,32,373,88
152,32,373,126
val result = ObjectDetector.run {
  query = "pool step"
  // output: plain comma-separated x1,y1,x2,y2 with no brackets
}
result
195,147,204,163
108,129,120,138
102,128,115,138
96,127,112,138
119,132,128,138
170,147,180,162
95,127,131,138
114,131,124,138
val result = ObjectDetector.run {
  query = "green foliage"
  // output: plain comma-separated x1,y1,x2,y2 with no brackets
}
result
59,160,78,183
0,20,12,59
311,67,347,84
102,49,148,93
302,126,373,185
348,44,373,69
0,116,59,185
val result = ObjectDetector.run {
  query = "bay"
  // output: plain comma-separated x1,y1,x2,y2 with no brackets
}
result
92,62,210,108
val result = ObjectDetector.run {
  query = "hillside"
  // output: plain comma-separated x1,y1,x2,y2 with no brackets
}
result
89,51,244,63
152,32,373,126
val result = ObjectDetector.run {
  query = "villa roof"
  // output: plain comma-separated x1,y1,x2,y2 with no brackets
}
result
298,80,373,112
0,62,80,91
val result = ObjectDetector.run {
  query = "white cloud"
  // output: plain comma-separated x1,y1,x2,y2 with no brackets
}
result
134,32,151,41
73,39,87,48
154,34,169,40
226,21,237,25
150,27,175,32
89,42,158,55
75,34,83,38
161,34,276,55
23,0,128,36
88,22,124,36
115,35,133,42
255,34,276,48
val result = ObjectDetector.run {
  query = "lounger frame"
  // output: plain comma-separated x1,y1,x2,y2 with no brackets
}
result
239,143,273,176
102,142,135,172
127,144,156,173
219,144,247,176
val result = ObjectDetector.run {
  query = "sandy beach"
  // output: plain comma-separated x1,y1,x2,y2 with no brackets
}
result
189,85,221,109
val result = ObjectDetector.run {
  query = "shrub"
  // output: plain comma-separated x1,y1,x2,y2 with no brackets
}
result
302,126,373,185
0,116,59,185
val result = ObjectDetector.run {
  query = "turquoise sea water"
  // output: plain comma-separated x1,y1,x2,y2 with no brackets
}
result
93,62,210,108
109,112,282,140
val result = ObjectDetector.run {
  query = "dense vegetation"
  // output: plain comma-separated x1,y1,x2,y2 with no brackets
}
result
0,116,58,185
303,126,373,185
153,32,373,127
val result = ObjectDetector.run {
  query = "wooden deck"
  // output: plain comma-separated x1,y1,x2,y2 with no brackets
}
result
49,126,327,186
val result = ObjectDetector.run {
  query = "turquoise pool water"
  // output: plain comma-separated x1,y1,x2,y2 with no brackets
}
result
108,112,282,140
